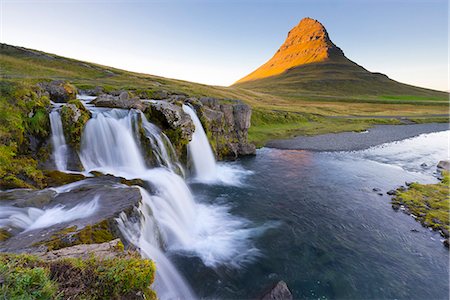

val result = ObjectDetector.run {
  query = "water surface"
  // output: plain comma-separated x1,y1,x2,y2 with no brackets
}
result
181,131,449,299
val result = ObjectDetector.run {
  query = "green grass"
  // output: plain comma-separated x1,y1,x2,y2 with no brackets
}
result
248,109,437,146
233,59,448,102
0,253,157,300
392,171,449,236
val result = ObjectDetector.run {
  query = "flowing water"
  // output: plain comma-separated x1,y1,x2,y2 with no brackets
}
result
182,130,449,299
182,104,217,181
182,104,253,186
0,197,99,232
49,109,68,171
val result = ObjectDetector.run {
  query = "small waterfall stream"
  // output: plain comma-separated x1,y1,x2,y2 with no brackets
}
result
49,109,68,172
182,105,217,181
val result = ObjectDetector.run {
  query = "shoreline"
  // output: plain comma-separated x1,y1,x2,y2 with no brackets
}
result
266,123,449,152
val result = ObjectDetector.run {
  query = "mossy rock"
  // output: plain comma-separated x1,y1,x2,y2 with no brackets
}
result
143,102,193,164
0,228,12,241
392,171,450,243
38,80,77,103
39,220,116,251
0,81,51,189
43,170,85,187
60,99,91,149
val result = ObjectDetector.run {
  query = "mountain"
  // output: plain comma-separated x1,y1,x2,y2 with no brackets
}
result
233,18,447,99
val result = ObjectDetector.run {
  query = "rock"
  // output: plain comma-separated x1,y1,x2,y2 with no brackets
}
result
60,100,91,151
93,93,145,110
188,97,256,159
261,281,293,300
392,203,400,211
432,218,443,225
377,193,383,196
441,228,449,238
372,188,381,192
36,239,128,261
410,229,419,233
444,239,449,248
144,100,194,161
437,160,450,171
405,182,413,187
38,80,77,103
119,91,129,101
386,190,397,196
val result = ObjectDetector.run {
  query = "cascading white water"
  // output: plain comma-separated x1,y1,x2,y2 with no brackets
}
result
117,188,196,300
79,108,196,299
80,109,147,174
49,110,68,171
0,197,99,232
182,104,252,185
182,105,217,181
78,107,261,299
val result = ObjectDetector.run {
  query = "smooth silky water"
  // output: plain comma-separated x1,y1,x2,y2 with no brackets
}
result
182,131,449,299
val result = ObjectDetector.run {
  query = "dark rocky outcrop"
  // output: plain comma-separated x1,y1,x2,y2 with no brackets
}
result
38,80,77,103
188,97,256,159
261,281,293,300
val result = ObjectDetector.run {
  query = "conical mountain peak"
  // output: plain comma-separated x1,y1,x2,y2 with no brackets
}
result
235,18,344,84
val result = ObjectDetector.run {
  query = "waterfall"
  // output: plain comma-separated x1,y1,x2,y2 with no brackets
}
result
79,108,196,299
117,187,196,300
182,105,217,181
140,112,185,176
77,107,261,299
49,109,68,171
79,109,147,175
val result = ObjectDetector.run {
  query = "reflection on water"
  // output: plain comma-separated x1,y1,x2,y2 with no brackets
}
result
182,131,449,299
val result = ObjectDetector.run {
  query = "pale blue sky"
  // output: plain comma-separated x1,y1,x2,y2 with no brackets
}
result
1,0,448,91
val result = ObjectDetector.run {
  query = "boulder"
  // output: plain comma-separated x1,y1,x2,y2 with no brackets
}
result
437,160,450,171
261,281,293,300
38,80,77,103
93,93,145,110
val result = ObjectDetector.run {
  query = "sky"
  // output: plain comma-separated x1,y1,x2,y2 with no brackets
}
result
1,0,448,91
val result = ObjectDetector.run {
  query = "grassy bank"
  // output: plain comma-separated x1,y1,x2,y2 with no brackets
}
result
392,171,449,244
247,109,448,147
0,253,156,299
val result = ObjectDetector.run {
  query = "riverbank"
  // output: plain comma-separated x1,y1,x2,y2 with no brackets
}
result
266,123,449,151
